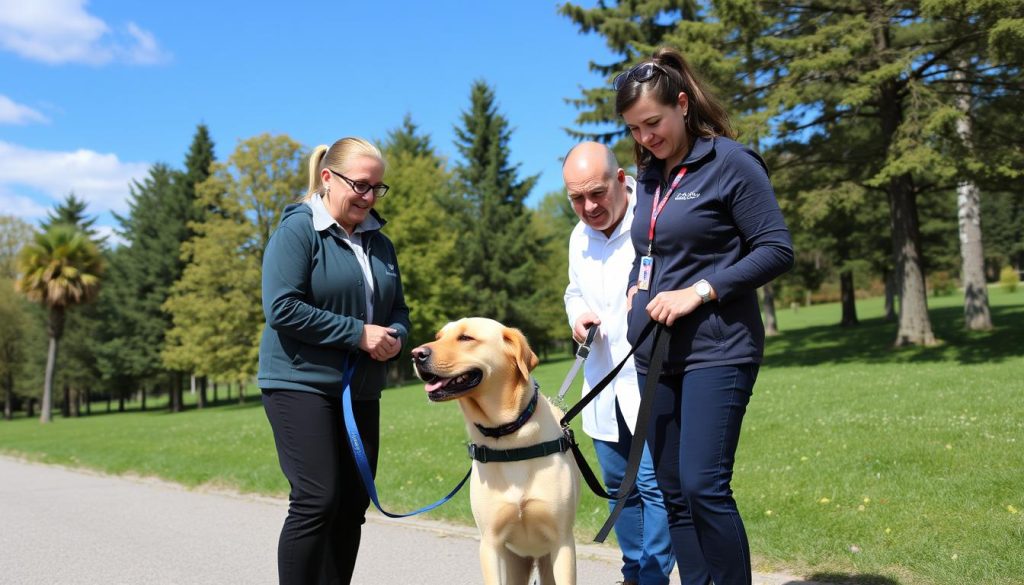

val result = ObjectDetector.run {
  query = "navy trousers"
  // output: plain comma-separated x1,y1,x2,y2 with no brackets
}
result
262,389,379,585
640,364,758,585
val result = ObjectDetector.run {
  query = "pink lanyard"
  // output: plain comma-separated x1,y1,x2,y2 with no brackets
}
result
647,166,688,255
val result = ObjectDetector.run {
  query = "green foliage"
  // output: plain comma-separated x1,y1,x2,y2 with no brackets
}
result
16,226,104,311
0,278,32,416
929,270,957,296
40,192,104,245
450,81,553,349
0,215,37,280
162,133,305,382
1000,265,1019,292
376,116,460,355
95,164,183,389
531,190,579,350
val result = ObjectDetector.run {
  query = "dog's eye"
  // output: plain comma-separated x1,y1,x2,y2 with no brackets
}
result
458,334,475,342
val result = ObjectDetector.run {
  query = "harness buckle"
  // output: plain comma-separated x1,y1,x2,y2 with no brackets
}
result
467,443,488,463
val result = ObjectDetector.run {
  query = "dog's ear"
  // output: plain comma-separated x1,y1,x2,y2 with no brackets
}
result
503,326,539,382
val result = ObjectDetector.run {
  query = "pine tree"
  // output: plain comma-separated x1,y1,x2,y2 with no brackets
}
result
40,193,104,244
163,133,305,389
96,164,181,408
376,115,460,367
451,81,549,347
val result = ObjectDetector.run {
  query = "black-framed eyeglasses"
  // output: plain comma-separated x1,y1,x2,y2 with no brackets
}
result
329,169,390,198
612,62,665,90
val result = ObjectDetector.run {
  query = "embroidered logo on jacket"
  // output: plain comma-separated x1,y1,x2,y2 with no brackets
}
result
675,191,701,201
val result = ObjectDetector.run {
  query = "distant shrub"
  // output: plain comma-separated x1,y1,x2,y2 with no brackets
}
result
1000,266,1020,293
929,271,957,297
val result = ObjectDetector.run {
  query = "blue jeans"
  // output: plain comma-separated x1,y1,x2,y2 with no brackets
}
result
593,403,676,585
640,364,758,585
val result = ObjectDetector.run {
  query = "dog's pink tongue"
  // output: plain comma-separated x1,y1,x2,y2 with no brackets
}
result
424,379,447,393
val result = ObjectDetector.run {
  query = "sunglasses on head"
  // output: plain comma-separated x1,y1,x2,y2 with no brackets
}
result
612,62,666,90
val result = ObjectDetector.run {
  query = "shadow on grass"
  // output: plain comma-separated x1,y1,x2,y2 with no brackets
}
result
765,303,1024,367
803,572,902,585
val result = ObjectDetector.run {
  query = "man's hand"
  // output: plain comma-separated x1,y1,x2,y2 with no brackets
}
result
572,312,601,343
360,325,402,361
646,287,703,326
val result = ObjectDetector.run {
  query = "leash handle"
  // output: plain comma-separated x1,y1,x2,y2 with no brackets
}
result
559,318,657,428
340,361,471,518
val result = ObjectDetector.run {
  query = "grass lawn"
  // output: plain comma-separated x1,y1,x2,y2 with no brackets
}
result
2,288,1022,585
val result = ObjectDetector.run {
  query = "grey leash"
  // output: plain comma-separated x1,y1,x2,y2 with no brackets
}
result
555,325,598,406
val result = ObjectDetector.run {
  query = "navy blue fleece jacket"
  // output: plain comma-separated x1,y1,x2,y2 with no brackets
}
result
627,136,794,374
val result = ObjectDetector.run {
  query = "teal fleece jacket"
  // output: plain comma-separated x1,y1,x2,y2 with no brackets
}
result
257,203,410,400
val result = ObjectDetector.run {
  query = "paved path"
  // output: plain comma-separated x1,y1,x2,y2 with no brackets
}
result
0,456,819,584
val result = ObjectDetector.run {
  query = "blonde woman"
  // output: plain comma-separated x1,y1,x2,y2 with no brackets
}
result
258,137,410,584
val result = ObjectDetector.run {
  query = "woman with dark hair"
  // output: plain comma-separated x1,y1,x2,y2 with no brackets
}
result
615,47,794,585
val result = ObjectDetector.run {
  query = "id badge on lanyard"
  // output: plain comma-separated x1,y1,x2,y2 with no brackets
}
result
637,166,688,291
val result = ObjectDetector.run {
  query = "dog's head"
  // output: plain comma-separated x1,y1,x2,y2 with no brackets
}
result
411,317,539,403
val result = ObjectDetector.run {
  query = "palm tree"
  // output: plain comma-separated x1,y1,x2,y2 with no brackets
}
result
15,226,103,423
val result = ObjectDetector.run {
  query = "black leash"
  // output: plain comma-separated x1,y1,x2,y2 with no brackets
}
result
556,318,671,543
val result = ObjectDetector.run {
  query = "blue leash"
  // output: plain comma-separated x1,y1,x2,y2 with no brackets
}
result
340,362,472,518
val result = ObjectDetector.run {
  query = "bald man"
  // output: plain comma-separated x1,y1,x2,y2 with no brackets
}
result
563,142,676,585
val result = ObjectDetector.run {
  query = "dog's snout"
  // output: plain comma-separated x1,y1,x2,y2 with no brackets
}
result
411,346,431,363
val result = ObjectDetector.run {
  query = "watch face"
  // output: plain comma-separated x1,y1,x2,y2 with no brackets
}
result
696,281,710,295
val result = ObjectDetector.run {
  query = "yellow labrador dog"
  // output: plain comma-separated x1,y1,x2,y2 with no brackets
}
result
412,318,580,585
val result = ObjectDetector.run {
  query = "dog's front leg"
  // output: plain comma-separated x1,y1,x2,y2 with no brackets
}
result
546,540,577,585
479,541,534,585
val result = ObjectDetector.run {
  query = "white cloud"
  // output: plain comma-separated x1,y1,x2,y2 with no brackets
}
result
0,0,170,65
0,190,50,219
0,94,49,125
0,141,150,217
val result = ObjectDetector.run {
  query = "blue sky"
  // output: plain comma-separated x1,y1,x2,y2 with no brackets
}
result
0,0,621,240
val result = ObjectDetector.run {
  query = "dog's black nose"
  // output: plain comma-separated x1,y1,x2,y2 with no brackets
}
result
411,346,431,363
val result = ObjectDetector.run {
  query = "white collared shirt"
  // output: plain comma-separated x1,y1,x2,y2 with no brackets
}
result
308,194,381,323
564,176,640,441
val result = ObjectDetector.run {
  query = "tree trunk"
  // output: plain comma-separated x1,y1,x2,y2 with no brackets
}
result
170,372,182,413
140,387,147,411
40,307,65,424
70,386,80,417
883,269,897,321
873,16,936,347
238,381,245,405
839,270,859,326
761,283,779,336
197,376,207,409
61,383,70,418
4,370,12,420
213,381,218,404
888,175,937,346
27,397,35,418
953,67,993,331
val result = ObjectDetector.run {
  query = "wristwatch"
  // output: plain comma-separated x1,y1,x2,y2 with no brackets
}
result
694,279,713,304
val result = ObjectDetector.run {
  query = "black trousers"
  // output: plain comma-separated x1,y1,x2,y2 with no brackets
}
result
262,389,380,585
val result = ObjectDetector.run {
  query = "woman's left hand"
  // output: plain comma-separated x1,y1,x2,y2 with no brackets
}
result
646,287,703,326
